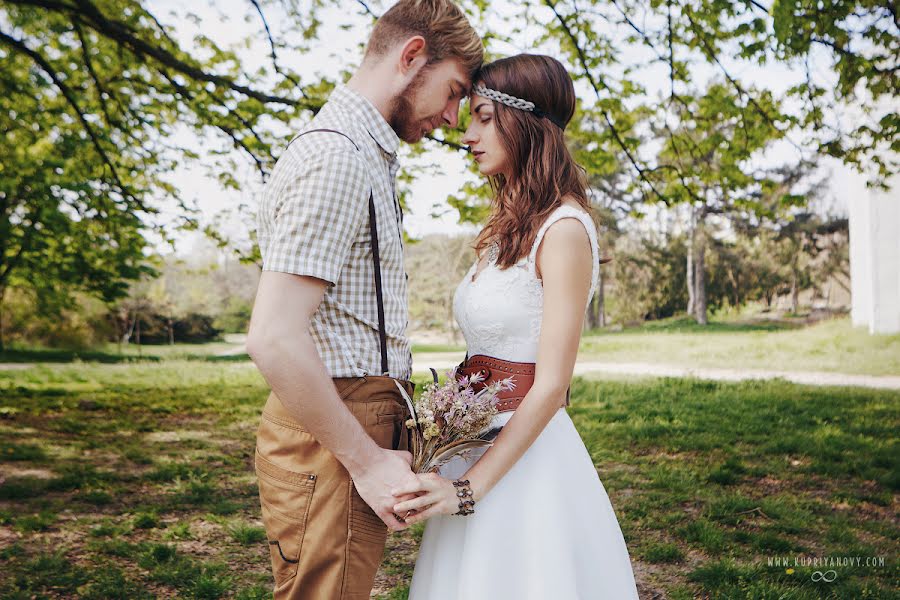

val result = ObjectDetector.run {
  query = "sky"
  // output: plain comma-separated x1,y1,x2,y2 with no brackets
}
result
146,0,880,257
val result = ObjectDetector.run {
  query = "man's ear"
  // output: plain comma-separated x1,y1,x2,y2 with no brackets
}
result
398,36,428,76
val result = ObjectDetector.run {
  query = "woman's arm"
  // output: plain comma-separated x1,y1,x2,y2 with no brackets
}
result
391,217,594,523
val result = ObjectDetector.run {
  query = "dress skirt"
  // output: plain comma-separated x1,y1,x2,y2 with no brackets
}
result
407,407,640,600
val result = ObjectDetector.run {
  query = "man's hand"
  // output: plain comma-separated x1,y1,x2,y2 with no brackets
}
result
390,471,461,525
350,448,420,531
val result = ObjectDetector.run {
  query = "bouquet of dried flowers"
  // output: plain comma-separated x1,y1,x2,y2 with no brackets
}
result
394,367,516,474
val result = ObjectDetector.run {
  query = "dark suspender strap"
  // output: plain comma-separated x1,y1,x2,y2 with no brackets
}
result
369,195,389,375
289,128,389,376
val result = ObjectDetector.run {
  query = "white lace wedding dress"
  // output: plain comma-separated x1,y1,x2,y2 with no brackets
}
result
407,205,640,600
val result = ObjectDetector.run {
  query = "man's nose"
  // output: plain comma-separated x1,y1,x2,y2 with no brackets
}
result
442,100,460,129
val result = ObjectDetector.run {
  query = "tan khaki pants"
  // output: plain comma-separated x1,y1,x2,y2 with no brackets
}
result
255,375,414,600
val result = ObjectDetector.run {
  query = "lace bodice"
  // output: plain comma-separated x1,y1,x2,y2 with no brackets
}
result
452,205,600,363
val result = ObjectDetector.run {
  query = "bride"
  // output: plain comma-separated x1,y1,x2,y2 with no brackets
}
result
391,54,640,599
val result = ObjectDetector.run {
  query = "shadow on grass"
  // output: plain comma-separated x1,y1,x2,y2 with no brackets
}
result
0,348,161,364
199,353,251,362
0,344,251,364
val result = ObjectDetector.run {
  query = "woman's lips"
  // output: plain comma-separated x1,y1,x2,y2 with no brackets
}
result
472,150,485,161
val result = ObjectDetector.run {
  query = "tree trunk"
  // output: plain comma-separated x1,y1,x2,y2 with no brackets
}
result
120,310,135,346
597,266,606,328
585,295,597,330
726,266,740,308
585,272,604,330
687,219,695,317
167,318,174,345
790,272,799,314
136,315,142,358
447,294,459,344
449,239,471,344
694,230,708,325
0,285,5,353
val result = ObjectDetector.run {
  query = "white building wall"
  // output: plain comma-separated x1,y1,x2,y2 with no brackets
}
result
849,176,900,334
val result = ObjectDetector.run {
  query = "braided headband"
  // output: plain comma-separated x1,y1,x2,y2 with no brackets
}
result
472,84,566,130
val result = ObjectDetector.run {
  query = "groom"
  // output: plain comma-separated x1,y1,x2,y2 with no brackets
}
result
246,1,482,597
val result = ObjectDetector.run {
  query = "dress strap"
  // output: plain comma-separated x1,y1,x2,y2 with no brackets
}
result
527,205,600,302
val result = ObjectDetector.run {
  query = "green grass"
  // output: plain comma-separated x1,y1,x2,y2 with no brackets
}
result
0,355,897,598
564,375,898,598
580,316,900,376
228,522,267,546
410,342,466,353
5,316,897,378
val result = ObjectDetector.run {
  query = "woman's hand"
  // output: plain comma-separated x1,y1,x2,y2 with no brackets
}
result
391,472,462,525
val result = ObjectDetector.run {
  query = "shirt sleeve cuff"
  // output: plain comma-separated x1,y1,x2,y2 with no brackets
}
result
261,259,341,286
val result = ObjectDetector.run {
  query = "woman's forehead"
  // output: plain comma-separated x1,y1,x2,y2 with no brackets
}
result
469,96,493,113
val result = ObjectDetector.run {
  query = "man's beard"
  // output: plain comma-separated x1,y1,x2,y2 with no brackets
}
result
389,69,430,143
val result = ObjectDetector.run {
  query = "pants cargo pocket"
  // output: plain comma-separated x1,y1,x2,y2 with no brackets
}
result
255,451,317,587
343,483,389,599
349,486,388,546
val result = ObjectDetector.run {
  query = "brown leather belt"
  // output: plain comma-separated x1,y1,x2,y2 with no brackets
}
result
454,354,570,413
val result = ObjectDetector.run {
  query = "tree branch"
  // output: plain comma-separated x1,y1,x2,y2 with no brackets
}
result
248,0,304,90
6,0,308,108
545,0,672,205
0,28,144,211
425,134,467,152
355,0,379,19
142,5,181,50
220,125,267,179
667,0,675,99
0,209,40,288
73,23,124,136
810,35,899,73
159,69,271,179
683,7,806,157
545,0,612,93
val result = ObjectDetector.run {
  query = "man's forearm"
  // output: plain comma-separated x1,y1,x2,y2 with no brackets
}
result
251,332,380,477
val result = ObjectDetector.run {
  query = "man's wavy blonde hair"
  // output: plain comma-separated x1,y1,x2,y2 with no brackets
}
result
365,0,483,81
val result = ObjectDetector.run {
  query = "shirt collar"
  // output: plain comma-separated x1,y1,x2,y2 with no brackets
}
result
331,84,400,158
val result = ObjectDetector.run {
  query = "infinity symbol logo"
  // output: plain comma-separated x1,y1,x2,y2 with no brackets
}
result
811,570,837,582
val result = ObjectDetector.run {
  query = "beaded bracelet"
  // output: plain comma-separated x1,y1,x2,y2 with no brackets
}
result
452,479,475,516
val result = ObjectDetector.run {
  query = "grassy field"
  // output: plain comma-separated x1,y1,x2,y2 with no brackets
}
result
0,355,897,598
578,316,900,376
4,316,897,378
407,316,900,377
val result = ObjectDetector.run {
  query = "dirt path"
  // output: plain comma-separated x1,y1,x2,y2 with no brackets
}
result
413,353,900,390
214,345,249,357
4,352,897,389
0,364,31,371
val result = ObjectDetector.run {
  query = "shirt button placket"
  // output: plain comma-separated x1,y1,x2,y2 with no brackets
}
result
389,157,403,239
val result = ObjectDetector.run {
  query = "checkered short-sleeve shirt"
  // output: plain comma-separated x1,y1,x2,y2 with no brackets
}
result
257,85,412,379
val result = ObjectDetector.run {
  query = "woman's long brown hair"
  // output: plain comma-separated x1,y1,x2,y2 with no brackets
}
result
472,54,593,269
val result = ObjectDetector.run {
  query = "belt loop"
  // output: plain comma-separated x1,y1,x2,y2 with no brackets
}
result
333,375,368,401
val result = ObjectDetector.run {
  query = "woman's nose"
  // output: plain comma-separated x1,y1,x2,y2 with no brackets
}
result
461,124,477,146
